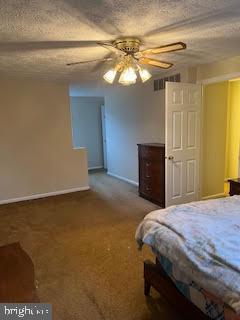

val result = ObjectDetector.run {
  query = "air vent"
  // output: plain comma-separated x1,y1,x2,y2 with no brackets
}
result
154,73,181,91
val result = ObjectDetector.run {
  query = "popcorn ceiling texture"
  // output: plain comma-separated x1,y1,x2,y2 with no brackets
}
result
0,0,240,82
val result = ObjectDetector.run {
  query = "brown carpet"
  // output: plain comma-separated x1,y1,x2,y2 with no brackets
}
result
0,171,182,320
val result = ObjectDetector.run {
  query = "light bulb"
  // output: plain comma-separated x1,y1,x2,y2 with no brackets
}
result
119,67,137,86
139,68,152,83
103,69,117,84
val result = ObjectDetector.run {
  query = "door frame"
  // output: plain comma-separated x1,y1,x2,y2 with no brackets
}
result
101,105,108,170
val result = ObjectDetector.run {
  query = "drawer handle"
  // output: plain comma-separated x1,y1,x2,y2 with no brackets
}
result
145,162,151,178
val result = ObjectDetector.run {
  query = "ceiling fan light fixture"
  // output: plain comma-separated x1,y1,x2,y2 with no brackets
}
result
103,69,117,84
67,38,186,86
138,67,152,83
118,67,137,86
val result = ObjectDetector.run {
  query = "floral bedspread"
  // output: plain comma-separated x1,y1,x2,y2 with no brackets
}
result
136,196,240,314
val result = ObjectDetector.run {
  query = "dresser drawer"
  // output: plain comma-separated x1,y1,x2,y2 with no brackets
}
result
140,179,153,195
138,145,164,160
139,178,164,205
139,158,161,180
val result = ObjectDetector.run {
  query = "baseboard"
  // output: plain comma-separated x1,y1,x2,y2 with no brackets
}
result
107,171,139,186
88,166,104,170
0,186,90,205
201,192,226,200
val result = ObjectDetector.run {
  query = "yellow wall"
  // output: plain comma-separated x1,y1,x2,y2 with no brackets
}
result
225,80,240,179
202,82,229,198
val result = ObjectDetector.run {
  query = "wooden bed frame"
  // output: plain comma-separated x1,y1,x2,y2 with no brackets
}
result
144,259,209,320
0,242,39,302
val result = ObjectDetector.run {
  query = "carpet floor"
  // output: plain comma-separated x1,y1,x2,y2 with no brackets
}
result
0,171,183,320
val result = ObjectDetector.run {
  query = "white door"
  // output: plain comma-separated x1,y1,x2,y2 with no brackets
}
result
101,105,107,169
165,82,202,207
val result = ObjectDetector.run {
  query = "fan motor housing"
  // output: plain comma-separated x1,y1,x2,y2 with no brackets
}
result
113,38,141,54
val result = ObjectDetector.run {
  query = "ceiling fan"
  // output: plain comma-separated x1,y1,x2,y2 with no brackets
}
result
67,38,186,86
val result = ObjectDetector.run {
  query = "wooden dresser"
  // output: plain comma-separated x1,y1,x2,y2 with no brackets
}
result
138,143,165,207
229,178,240,196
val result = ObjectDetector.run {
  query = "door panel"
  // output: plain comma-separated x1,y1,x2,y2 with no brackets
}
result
172,161,182,198
187,111,197,148
172,88,184,104
186,159,196,194
165,82,201,207
172,111,183,150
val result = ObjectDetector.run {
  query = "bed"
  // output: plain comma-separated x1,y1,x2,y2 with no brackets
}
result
135,196,240,320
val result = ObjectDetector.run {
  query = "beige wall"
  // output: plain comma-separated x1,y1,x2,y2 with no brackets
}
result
197,56,240,82
0,79,89,203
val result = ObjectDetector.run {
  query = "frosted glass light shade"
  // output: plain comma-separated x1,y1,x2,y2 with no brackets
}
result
119,67,137,85
139,68,152,82
103,69,117,84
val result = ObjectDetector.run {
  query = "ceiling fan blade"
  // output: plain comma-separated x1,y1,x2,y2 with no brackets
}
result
139,42,186,56
139,57,173,69
66,57,113,66
0,41,103,53
90,54,116,72
97,42,126,56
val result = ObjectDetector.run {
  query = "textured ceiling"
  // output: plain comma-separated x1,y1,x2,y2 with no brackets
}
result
0,0,240,83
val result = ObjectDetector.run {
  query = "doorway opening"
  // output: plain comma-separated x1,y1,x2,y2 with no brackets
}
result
70,96,107,171
202,79,240,199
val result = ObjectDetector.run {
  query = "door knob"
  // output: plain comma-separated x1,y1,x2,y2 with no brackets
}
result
168,155,174,160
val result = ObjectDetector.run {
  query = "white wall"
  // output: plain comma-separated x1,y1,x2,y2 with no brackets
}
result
70,97,104,169
70,69,190,185
0,78,89,204
104,82,165,184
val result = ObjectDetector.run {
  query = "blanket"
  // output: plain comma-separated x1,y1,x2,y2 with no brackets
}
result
135,196,240,313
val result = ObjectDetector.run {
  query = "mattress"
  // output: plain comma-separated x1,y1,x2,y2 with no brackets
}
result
136,196,240,319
